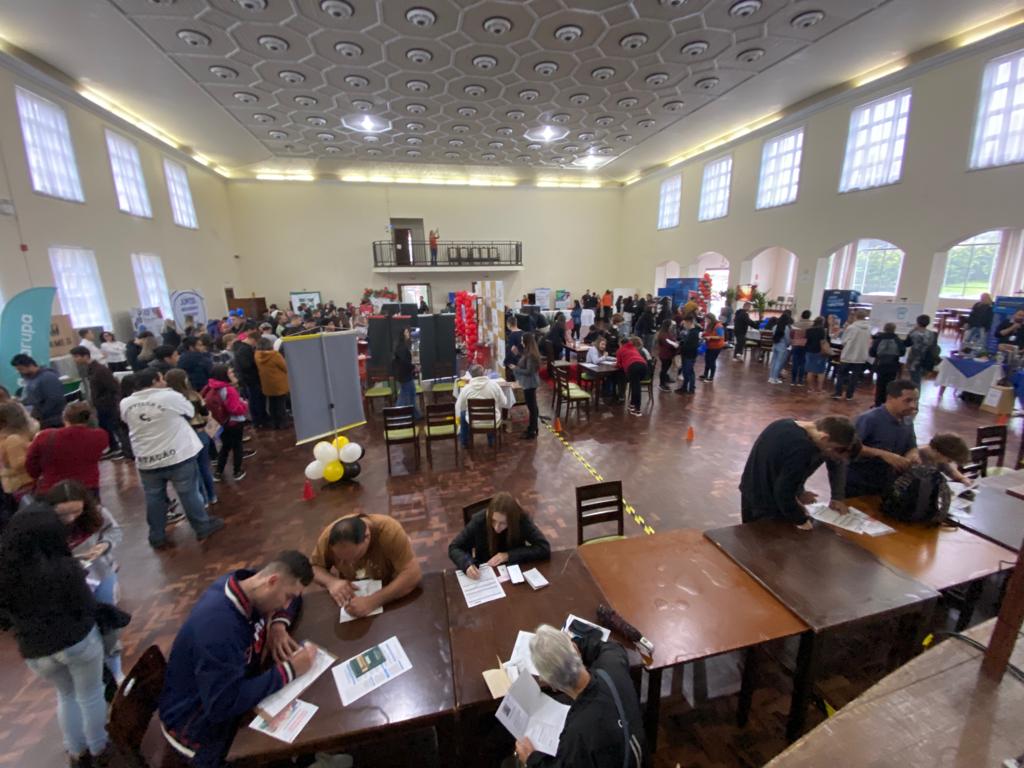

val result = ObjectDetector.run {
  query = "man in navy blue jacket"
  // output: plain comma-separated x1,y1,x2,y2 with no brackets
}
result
159,551,316,767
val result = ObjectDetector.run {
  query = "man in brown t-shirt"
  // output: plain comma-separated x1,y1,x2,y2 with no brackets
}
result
310,514,422,617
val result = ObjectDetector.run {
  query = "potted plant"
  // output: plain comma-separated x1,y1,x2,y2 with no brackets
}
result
751,290,768,319
719,287,736,306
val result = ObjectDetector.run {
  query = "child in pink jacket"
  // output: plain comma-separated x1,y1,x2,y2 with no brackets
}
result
202,364,250,481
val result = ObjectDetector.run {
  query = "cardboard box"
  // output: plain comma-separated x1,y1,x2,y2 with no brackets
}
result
980,384,1015,415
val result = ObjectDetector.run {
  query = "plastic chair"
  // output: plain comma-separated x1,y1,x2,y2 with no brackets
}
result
382,405,420,475
575,480,625,546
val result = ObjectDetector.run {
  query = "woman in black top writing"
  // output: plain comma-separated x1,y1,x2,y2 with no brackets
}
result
448,492,550,578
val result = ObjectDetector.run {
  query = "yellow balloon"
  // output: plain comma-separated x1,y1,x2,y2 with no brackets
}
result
323,460,344,483
332,435,350,450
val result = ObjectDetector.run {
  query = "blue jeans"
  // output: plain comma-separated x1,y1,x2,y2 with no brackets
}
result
769,343,789,380
964,326,986,348
790,347,807,384
140,457,215,546
460,412,494,448
93,573,123,681
396,379,421,419
679,357,696,392
25,626,107,756
195,431,217,504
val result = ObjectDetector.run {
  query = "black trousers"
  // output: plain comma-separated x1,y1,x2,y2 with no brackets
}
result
658,358,673,386
874,365,900,407
216,424,245,475
267,395,288,429
627,362,646,410
523,387,538,435
703,348,721,380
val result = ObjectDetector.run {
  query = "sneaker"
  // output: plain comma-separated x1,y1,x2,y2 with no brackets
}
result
150,539,172,551
831,394,842,400
234,470,247,481
658,384,671,392
100,449,123,461
213,472,223,483
845,395,854,400
242,449,257,459
196,517,225,542
166,509,186,527
242,434,252,443
208,497,219,505
90,746,115,768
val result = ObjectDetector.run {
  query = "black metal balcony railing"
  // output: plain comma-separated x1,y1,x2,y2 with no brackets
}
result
373,240,522,268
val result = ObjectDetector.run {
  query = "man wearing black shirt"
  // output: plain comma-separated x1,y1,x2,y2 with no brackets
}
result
732,302,752,359
996,309,1024,349
740,416,859,528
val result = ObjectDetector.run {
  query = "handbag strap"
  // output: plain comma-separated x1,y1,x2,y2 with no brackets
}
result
594,668,634,768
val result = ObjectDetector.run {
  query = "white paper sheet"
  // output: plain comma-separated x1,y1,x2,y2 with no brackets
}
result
339,579,383,623
495,671,569,756
806,503,895,537
257,645,336,719
508,630,540,676
497,565,511,583
507,564,525,584
523,568,549,590
563,614,611,641
332,635,413,706
456,565,506,607
249,699,318,743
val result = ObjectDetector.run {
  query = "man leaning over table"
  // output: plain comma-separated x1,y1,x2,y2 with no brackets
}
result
159,551,316,768
310,513,423,617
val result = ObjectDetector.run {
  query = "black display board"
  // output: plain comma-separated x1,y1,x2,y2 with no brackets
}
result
418,314,456,380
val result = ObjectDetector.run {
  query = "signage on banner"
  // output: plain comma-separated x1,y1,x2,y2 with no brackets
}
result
533,288,552,310
290,291,322,312
171,290,207,329
131,307,164,333
50,314,77,357
0,287,58,395
869,302,922,336
554,290,571,309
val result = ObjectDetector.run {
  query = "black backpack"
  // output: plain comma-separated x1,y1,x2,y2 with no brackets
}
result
875,336,902,366
882,465,951,525
919,331,941,372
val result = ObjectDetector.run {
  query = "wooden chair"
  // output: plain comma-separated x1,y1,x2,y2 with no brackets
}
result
553,365,591,423
636,365,655,407
575,480,625,546
462,496,492,525
424,403,458,468
961,445,989,480
467,398,501,455
364,377,394,414
976,424,1008,468
382,405,420,475
431,378,456,402
757,330,774,364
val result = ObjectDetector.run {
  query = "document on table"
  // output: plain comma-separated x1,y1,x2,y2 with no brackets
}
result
523,568,549,590
257,645,336,720
807,503,895,537
496,672,570,757
508,630,539,677
332,635,413,706
456,564,506,607
249,699,317,743
339,579,383,623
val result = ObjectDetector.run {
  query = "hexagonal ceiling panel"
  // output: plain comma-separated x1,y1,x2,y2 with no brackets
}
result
106,0,888,173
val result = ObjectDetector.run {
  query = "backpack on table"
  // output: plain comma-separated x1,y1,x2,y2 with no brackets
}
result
881,465,951,525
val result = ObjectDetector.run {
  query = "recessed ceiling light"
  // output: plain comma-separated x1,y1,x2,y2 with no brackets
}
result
346,75,369,88
483,17,512,35
616,134,632,143
406,136,423,145
449,139,465,147
464,84,486,97
620,33,648,50
342,113,390,133
520,89,539,102
234,91,259,103
366,148,381,156
324,145,341,153
446,151,461,158
352,99,373,111
791,10,825,29
496,126,513,137
268,130,287,139
645,73,669,87
406,79,429,92
534,61,559,76
551,156,567,164
363,135,380,143
506,109,525,120
572,153,613,169
458,106,478,117
551,113,570,124
488,141,504,149
307,116,328,126
235,0,267,10
737,48,765,63
482,153,496,161
473,55,498,70
592,67,616,81
595,116,614,127
209,65,238,79
517,155,531,162
681,40,709,57
317,132,335,141
406,121,424,130
406,7,437,27
253,113,274,123
524,125,570,143
663,100,685,112
695,76,719,90
279,70,305,84
527,143,542,150
177,30,210,47
637,119,656,128
406,48,432,64
320,0,353,19
730,0,762,18
406,104,426,114
258,35,288,52
294,95,318,106
335,42,363,58
555,25,583,43
617,97,639,109
570,93,590,106
563,145,579,153
407,149,421,157
452,124,469,134
660,0,687,6
578,132,595,141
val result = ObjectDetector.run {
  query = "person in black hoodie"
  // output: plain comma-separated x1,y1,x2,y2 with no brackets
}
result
393,326,420,420
231,332,267,428
448,492,550,575
178,336,214,392
733,302,752,359
675,315,701,394
634,305,656,352
0,505,112,767
869,322,906,407
161,319,182,350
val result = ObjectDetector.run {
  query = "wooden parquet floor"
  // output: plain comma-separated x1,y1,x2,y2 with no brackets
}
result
0,350,1012,767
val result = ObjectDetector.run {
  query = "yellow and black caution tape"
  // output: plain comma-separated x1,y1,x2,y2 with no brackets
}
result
544,422,655,535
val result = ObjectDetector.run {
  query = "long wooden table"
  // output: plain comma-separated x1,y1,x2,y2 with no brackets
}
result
578,530,809,751
951,470,1024,552
704,522,940,740
579,361,620,409
227,575,455,766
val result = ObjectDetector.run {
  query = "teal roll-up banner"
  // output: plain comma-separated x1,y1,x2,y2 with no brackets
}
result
0,287,57,395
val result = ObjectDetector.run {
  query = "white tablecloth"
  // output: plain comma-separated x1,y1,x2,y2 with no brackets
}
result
935,358,1003,396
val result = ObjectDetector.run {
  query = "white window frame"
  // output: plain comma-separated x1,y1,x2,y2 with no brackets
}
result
105,130,152,218
14,86,84,202
849,239,904,296
163,158,198,229
970,48,1024,169
839,88,912,192
131,253,173,318
48,246,112,329
657,175,681,230
939,231,1003,299
756,127,804,209
698,155,732,222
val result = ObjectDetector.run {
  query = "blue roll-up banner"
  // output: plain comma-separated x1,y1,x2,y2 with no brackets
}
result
0,287,57,395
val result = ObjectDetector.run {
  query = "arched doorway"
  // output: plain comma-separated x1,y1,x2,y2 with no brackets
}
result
694,251,730,316
748,247,798,311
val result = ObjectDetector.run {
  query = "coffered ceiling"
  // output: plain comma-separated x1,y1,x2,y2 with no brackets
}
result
0,0,1021,182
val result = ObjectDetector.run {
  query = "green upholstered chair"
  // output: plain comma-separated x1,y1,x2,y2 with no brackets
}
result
424,403,458,468
382,405,419,475
553,365,591,423
575,480,626,546
364,378,394,414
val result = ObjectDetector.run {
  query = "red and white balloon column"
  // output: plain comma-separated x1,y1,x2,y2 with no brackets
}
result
697,272,713,316
454,291,479,365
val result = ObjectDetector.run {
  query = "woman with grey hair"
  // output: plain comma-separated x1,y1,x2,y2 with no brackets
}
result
517,624,646,767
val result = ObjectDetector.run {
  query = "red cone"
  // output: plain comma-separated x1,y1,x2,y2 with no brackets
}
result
302,479,315,501
686,426,695,442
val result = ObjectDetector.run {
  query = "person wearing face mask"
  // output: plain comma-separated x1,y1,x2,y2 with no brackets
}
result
448,492,550,579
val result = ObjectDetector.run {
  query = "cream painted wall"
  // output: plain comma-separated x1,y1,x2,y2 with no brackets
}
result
0,66,239,333
226,181,624,310
620,35,1024,316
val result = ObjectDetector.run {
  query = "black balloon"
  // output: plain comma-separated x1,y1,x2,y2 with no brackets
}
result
357,445,366,460
342,461,361,480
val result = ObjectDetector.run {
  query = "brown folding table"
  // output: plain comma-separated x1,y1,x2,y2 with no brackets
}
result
227,574,455,766
578,530,809,751
579,361,620,409
704,521,940,740
951,470,1024,553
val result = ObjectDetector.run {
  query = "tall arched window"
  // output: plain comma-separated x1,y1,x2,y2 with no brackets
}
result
850,239,904,295
940,231,1002,299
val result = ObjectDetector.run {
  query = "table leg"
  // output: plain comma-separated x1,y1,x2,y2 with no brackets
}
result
737,646,758,728
955,579,985,632
435,711,459,768
786,631,821,742
643,667,662,755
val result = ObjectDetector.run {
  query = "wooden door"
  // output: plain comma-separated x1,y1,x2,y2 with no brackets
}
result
394,227,413,266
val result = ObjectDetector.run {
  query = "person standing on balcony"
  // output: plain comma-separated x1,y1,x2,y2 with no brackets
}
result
429,229,439,266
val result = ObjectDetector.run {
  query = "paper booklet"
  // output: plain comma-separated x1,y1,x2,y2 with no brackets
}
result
257,645,336,720
332,635,413,706
496,671,570,757
456,564,506,607
482,630,540,699
339,579,383,623
806,503,895,537
249,699,318,743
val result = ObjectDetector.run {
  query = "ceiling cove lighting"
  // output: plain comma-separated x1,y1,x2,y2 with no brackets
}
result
341,113,391,133
339,174,516,187
524,125,570,143
851,58,908,88
255,172,315,181
571,153,614,169
666,112,782,168
955,14,1024,48
537,179,603,188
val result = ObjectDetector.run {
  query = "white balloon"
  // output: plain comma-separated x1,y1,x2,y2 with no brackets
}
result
304,460,325,480
339,443,361,463
313,441,338,463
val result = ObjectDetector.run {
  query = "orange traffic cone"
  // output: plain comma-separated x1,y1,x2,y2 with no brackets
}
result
686,426,695,442
553,416,563,433
302,479,315,501
997,413,1009,426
